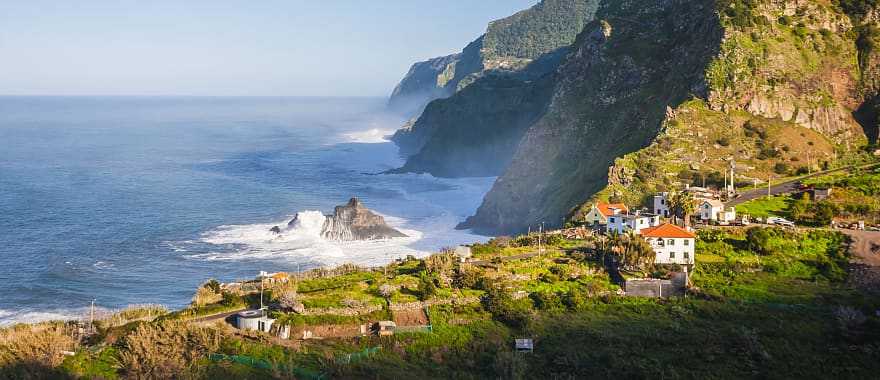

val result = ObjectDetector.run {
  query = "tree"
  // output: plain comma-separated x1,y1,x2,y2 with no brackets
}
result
277,289,299,311
670,191,697,228
378,284,395,299
812,201,838,226
417,272,437,300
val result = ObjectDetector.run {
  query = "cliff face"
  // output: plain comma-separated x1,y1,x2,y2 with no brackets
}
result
391,50,564,177
387,0,599,122
386,54,460,117
460,0,877,235
460,0,724,234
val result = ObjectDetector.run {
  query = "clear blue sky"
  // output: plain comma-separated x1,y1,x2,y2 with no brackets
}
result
0,0,537,97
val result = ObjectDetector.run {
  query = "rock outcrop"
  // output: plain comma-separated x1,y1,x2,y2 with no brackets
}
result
320,198,408,241
274,198,407,241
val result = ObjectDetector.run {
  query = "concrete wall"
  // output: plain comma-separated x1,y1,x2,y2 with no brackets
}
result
624,274,686,298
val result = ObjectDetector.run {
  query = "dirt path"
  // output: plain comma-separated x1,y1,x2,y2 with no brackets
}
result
842,230,880,293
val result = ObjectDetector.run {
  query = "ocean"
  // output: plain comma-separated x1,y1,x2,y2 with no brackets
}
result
0,96,494,326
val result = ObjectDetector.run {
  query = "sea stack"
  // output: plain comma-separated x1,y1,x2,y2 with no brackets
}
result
321,198,408,241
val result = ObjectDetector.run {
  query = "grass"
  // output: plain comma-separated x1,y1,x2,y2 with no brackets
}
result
736,195,793,218
6,231,880,379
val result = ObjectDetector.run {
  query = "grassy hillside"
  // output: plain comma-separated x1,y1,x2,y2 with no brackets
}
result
7,228,879,379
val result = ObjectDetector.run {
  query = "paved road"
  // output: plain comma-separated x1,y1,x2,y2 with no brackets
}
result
727,163,880,207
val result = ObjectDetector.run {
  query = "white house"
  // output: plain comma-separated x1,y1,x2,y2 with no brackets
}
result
699,199,736,223
606,210,661,235
641,223,696,266
583,202,629,227
653,193,671,218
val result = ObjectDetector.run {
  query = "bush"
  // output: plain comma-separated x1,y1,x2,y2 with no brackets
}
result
118,321,226,379
417,272,438,300
774,163,790,175
0,323,79,376
746,227,780,255
454,265,483,289
530,291,565,311
482,286,531,329
717,137,731,146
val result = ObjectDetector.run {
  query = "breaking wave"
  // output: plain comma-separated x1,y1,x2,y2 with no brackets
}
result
191,211,426,267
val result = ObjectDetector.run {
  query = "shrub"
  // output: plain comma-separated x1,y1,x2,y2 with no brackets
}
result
530,292,565,311
0,323,79,376
774,163,790,175
482,286,531,329
277,289,299,310
453,265,483,289
717,137,731,146
417,272,438,300
118,321,226,379
746,227,779,255
562,289,587,310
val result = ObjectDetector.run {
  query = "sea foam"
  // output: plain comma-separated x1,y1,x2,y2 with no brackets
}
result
193,210,426,267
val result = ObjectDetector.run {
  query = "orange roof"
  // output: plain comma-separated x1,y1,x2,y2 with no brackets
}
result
641,223,696,238
596,202,629,217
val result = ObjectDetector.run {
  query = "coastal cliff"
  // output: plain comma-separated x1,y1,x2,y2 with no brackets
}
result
461,0,724,234
461,0,878,234
388,0,600,130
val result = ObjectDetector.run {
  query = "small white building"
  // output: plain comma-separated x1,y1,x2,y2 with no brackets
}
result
699,199,736,223
453,246,472,262
606,210,661,236
237,310,275,333
641,223,696,266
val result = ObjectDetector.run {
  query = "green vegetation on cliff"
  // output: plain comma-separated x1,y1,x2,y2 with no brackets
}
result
6,229,879,379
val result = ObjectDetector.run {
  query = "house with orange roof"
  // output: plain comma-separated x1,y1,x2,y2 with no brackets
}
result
583,202,629,228
641,223,696,266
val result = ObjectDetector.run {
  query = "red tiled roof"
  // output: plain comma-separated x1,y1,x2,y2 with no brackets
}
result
597,202,629,217
641,223,696,238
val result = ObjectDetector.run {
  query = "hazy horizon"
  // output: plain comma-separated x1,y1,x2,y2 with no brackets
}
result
0,0,536,97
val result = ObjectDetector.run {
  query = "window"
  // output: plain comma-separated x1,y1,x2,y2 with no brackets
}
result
639,219,644,225
684,252,690,259
667,239,675,245
661,199,665,205
609,217,615,223
669,252,676,259
684,239,690,246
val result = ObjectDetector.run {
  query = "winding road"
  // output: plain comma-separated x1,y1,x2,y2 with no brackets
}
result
726,163,880,207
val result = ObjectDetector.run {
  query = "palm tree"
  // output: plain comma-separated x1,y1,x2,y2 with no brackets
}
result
671,191,697,228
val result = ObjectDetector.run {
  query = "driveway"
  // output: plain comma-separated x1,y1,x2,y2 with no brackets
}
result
842,230,880,293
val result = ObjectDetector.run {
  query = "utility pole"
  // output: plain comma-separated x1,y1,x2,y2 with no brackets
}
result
89,299,96,335
259,272,265,313
768,175,772,197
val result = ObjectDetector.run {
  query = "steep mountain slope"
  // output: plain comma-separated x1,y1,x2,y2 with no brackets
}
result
390,51,563,176
386,54,460,116
387,0,599,119
460,0,725,234
462,0,877,235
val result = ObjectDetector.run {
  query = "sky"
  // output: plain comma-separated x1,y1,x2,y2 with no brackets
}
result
0,0,537,97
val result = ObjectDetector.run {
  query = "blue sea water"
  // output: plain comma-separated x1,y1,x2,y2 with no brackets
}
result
0,96,494,325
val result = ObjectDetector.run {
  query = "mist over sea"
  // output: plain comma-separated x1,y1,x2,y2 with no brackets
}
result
0,96,494,326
